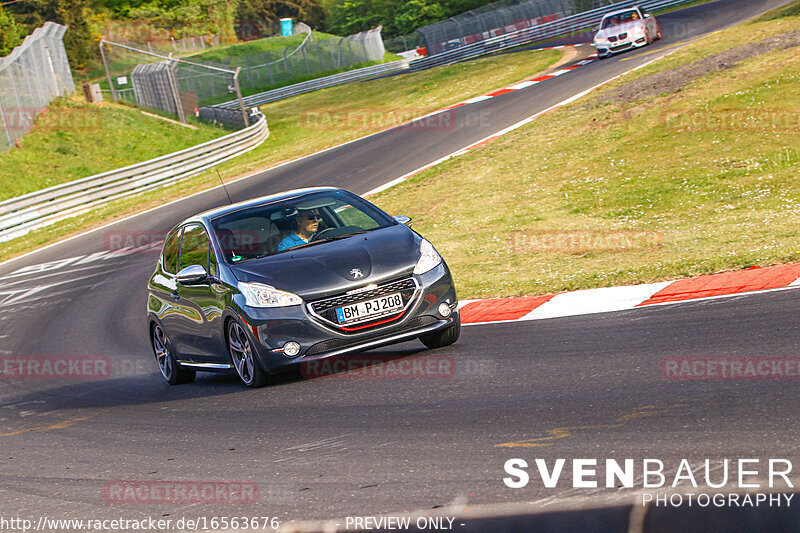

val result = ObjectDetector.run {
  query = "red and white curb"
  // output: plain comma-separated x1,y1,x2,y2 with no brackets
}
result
458,263,800,325
443,49,597,111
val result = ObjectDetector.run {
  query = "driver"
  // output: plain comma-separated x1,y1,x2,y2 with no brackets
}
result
630,11,639,20
277,208,321,251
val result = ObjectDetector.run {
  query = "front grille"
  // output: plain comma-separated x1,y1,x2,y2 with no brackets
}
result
310,277,416,312
308,277,419,332
305,315,440,356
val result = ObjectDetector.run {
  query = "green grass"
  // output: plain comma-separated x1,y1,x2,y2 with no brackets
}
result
754,1,800,21
0,47,563,262
368,5,800,298
188,31,337,62
0,96,225,202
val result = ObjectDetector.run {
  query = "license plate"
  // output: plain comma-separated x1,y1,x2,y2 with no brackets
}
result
335,292,404,324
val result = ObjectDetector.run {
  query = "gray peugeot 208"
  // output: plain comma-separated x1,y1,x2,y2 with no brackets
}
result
147,187,459,387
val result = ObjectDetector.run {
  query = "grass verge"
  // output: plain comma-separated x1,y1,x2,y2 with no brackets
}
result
187,31,336,62
371,4,800,298
0,97,226,202
0,47,563,263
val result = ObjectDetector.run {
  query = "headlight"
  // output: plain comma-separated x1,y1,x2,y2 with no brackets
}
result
413,239,442,275
238,281,302,307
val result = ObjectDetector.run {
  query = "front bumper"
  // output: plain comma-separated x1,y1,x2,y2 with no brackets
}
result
595,36,648,56
237,263,458,372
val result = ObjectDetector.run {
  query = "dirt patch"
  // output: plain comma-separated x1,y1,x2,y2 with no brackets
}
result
597,29,800,105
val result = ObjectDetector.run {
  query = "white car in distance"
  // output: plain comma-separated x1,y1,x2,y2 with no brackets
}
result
593,6,661,59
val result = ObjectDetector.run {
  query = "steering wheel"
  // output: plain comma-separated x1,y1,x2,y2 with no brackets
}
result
311,228,335,241
311,226,365,241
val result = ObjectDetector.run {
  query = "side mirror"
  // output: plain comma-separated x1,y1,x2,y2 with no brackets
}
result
176,264,208,285
644,13,651,18
394,215,413,227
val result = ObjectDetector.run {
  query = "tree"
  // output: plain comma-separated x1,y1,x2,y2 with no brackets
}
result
0,7,24,56
393,0,443,36
328,0,396,36
238,0,325,37
10,0,96,68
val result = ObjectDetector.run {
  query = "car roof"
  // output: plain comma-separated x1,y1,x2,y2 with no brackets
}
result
175,186,345,229
601,6,642,19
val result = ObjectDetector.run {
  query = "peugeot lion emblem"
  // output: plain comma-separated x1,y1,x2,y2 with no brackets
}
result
350,268,364,279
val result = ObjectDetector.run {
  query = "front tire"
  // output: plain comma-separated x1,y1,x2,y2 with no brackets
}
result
227,320,268,388
151,323,195,385
420,314,461,349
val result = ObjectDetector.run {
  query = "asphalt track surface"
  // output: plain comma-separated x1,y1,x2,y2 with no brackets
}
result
0,0,797,525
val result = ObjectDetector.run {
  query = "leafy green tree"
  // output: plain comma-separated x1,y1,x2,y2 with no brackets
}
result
393,0,443,35
0,6,25,56
238,0,325,35
11,0,96,68
328,0,396,36
442,0,498,18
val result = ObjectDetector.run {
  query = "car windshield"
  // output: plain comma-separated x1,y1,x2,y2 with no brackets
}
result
209,190,396,263
600,11,639,29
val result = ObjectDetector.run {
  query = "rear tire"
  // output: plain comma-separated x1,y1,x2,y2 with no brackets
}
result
151,323,195,385
227,319,268,388
420,314,461,349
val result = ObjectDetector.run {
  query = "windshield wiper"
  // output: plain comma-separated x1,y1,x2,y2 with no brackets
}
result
288,230,370,251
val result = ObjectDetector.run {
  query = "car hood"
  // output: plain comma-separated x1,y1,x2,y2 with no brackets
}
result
229,225,419,299
595,20,645,39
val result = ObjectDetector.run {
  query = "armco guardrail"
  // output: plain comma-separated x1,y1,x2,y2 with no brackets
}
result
409,0,696,71
213,58,413,109
0,112,269,243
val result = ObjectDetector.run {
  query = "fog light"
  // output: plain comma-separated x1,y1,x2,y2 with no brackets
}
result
438,303,452,317
283,342,301,357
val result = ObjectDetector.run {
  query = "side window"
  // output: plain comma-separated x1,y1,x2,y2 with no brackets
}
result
180,224,209,271
163,229,181,275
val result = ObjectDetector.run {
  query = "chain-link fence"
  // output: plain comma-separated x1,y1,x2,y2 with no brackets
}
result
417,0,622,55
0,22,75,152
384,32,424,54
207,25,386,93
100,38,246,125
100,23,386,122
127,35,222,56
